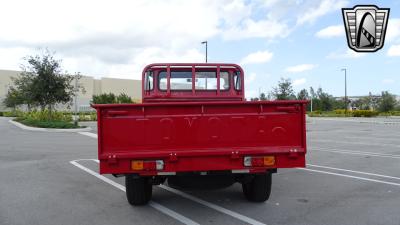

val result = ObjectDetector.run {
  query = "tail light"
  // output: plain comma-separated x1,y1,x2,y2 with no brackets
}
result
131,160,164,171
244,156,275,167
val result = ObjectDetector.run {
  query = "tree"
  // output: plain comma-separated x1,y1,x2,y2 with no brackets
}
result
332,99,346,110
297,89,309,100
13,50,82,111
259,93,267,100
378,91,397,112
352,96,371,110
316,88,334,111
309,87,316,98
3,87,24,110
271,78,296,100
250,97,259,101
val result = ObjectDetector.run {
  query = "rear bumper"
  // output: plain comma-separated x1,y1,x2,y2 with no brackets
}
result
99,150,306,176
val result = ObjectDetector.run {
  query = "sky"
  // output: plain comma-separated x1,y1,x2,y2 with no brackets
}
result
0,0,399,98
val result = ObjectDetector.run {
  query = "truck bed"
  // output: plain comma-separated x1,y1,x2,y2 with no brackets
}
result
93,100,308,175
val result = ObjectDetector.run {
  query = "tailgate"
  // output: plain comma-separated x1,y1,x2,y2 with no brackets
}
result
94,101,307,173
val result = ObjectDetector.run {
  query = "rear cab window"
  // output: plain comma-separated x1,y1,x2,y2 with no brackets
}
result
158,70,230,91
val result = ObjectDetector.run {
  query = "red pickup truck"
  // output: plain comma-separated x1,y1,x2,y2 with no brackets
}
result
93,63,307,205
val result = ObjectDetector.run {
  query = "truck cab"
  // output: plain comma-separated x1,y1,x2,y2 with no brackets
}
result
142,63,244,102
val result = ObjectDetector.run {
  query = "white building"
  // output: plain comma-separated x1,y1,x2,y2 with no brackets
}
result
0,69,142,111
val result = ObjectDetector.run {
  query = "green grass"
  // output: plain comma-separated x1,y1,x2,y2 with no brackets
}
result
14,118,83,129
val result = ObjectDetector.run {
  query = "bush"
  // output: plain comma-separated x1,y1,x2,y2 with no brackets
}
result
91,93,134,104
3,110,24,117
11,110,83,129
379,111,400,116
334,109,346,114
117,93,133,103
308,110,378,117
352,110,379,117
77,112,97,121
390,111,400,116
0,112,3,116
308,111,322,117
92,93,117,104
90,112,97,121
24,110,72,122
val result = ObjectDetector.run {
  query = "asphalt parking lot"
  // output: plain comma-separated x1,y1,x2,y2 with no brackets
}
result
1,117,400,225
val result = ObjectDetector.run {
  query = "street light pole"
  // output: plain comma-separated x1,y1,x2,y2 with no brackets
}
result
74,75,78,126
201,41,208,63
341,68,347,114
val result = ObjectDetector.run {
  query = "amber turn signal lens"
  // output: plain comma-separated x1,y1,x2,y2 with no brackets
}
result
263,156,275,166
131,160,144,170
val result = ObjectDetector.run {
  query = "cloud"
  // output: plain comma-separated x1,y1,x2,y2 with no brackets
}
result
315,25,345,38
382,79,395,85
293,78,306,86
386,18,400,41
240,50,273,65
0,0,223,79
245,72,257,84
387,45,400,57
285,64,317,73
327,49,366,59
0,0,360,81
222,18,290,40
220,0,252,27
245,89,258,99
297,0,348,25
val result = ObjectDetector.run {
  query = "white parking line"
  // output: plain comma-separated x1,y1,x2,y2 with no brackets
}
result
159,185,266,225
77,133,267,225
78,132,98,139
90,159,266,225
298,168,400,187
307,164,400,181
70,160,200,225
310,147,400,159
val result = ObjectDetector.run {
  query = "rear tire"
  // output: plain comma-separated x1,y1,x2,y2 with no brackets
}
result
125,175,152,206
242,173,272,202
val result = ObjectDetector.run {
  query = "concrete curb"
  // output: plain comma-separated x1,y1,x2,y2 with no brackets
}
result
9,120,92,132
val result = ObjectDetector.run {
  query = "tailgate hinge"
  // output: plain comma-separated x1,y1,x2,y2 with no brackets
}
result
231,151,240,159
288,148,300,158
107,155,118,164
169,153,178,162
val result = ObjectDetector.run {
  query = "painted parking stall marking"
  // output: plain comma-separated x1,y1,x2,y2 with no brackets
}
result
77,129,400,225
307,164,400,181
71,158,267,225
70,159,200,225
310,147,400,159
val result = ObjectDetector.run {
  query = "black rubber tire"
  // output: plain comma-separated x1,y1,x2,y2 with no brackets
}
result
242,173,272,202
125,175,152,206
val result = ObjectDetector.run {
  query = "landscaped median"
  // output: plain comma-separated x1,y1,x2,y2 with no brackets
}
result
308,109,400,118
3,110,92,130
